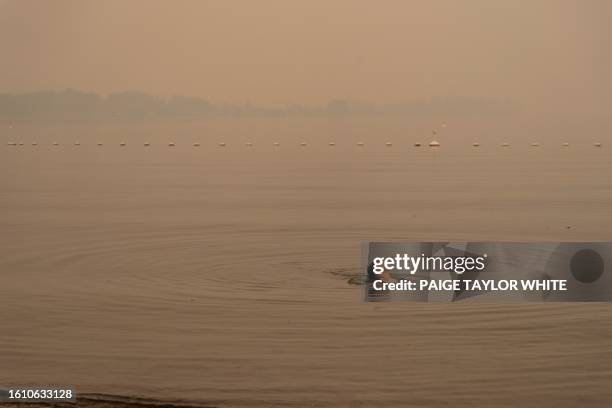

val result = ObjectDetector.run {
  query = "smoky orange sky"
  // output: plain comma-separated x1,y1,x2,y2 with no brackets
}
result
1,0,610,116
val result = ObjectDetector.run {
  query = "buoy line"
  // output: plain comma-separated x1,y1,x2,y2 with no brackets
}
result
3,142,606,148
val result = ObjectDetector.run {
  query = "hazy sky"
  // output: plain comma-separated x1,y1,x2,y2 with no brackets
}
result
1,0,610,115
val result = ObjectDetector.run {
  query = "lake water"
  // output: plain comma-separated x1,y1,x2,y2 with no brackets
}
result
1,118,612,407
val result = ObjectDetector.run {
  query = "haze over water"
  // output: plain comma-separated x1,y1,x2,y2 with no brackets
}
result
2,118,612,407
1,0,612,407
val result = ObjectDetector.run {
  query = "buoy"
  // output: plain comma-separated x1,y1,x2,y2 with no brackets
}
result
245,142,253,147
472,142,480,147
144,142,150,146
97,142,103,146
414,142,421,147
501,142,510,147
594,142,602,147
193,142,200,147
531,142,540,147
328,142,336,146
562,142,569,147
53,142,59,146
300,142,307,146
357,142,364,146
120,142,126,146
218,142,226,147
273,142,280,147
428,130,440,147
74,142,80,146
169,142,176,147
385,142,393,147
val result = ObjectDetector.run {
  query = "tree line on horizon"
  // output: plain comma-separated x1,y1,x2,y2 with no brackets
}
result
0,89,516,120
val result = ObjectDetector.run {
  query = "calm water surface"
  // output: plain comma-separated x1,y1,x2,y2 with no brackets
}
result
1,120,612,407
